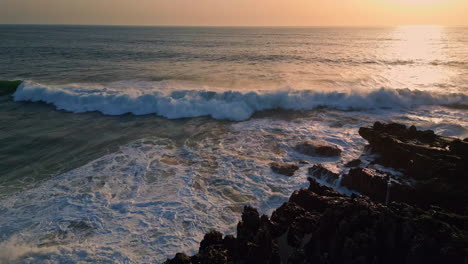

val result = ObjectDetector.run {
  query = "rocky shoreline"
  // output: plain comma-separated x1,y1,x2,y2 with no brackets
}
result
165,122,468,264
341,122,468,214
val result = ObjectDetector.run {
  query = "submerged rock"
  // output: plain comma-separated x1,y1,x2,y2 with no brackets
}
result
270,162,299,176
295,141,342,157
165,178,468,264
68,220,92,231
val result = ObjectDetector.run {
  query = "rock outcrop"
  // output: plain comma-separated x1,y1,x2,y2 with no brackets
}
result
165,123,468,264
358,122,467,181
270,162,300,176
165,178,468,264
295,141,342,157
341,168,416,205
343,122,468,213
308,164,339,183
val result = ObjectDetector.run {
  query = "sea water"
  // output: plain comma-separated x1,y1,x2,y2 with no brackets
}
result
0,25,467,263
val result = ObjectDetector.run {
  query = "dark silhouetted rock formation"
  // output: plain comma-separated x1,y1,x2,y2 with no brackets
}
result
308,164,339,183
165,178,468,264
344,159,361,168
342,167,416,205
343,122,468,213
358,122,467,181
165,123,468,264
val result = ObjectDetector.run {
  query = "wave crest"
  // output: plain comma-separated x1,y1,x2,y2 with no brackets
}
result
13,81,467,121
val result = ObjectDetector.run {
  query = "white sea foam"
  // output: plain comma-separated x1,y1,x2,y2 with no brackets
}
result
0,117,367,263
1,105,467,263
13,81,467,121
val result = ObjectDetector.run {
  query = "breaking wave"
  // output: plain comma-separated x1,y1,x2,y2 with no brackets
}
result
13,81,467,121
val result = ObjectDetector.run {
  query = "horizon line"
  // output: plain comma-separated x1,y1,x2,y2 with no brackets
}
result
1,23,467,28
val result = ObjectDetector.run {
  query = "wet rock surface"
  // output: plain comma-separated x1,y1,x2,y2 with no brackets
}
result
165,178,468,264
341,168,416,205
308,164,339,183
346,122,468,213
358,122,467,180
270,162,300,176
295,141,342,157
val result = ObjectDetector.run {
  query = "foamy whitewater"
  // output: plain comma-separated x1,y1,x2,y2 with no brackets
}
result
13,81,468,121
0,25,467,263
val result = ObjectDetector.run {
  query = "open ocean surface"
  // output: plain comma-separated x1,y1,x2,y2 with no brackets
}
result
0,25,467,263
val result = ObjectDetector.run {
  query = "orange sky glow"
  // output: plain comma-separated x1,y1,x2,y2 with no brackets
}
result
1,0,467,26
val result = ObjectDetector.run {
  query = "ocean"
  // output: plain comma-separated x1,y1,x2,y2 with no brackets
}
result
0,25,467,263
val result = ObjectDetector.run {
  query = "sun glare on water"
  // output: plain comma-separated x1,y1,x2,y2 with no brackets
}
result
381,25,452,91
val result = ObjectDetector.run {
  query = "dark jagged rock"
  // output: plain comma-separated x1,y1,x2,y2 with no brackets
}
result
165,178,468,264
341,168,416,204
166,123,468,263
351,122,468,213
270,162,299,176
358,122,467,180
308,164,339,183
295,141,342,157
199,230,224,252
237,206,260,241
451,139,468,157
342,168,390,202
165,253,191,264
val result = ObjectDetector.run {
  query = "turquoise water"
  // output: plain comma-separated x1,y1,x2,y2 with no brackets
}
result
0,25,467,263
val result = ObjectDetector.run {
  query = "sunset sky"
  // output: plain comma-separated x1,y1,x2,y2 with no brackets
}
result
1,0,467,26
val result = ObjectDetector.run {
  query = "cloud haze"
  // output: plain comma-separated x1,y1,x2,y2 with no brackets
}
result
1,0,467,26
